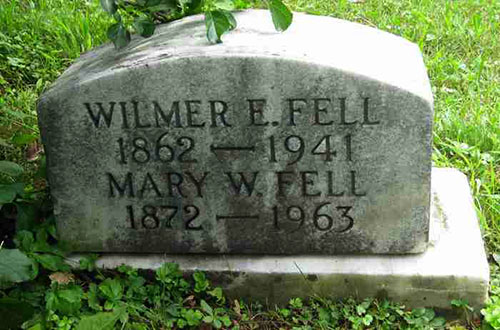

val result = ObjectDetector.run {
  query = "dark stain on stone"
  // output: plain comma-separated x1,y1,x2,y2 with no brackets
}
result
306,274,318,282
375,289,388,300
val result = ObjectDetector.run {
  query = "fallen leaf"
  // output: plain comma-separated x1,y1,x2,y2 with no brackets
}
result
183,295,196,308
49,272,75,285
233,299,241,316
25,142,42,162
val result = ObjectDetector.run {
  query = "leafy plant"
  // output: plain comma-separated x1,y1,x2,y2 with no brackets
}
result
99,0,293,48
0,160,28,207
0,159,66,288
0,248,36,284
46,284,84,316
269,296,450,329
483,265,500,329
451,299,475,326
403,307,446,329
483,296,500,329
79,254,99,272
200,299,232,328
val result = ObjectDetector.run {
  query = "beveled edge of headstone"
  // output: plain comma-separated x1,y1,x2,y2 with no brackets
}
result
39,9,433,108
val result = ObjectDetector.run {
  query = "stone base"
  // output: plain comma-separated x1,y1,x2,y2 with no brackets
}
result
69,168,489,310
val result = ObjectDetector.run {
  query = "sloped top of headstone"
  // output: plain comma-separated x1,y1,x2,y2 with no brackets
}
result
43,9,431,104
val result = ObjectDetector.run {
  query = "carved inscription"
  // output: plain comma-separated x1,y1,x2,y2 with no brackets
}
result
85,96,380,235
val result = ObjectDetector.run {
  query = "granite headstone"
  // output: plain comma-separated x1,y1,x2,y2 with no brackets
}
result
37,10,433,254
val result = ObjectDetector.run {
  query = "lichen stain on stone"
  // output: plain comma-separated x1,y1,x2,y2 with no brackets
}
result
432,191,448,229
375,288,389,300
306,274,319,282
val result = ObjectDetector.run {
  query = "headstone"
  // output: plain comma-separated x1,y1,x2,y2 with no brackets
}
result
38,10,434,254
41,9,489,310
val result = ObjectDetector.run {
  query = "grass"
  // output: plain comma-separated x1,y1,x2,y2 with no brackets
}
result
0,0,110,164
0,0,499,327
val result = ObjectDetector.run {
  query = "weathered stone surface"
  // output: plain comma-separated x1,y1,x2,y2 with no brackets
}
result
38,9,433,254
69,168,490,310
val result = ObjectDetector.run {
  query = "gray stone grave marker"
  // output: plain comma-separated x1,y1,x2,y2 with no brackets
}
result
40,9,489,310
38,10,434,254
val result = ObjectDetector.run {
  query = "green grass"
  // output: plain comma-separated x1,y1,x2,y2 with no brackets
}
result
0,0,111,164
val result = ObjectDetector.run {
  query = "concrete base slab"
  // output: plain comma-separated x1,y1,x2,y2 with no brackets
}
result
69,168,489,310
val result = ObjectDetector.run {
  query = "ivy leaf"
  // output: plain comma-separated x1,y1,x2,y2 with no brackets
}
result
180,0,202,14
362,314,373,326
208,287,225,303
0,188,16,204
429,316,446,327
165,303,180,317
221,315,231,327
46,285,84,316
200,299,213,315
134,17,156,37
15,202,37,232
0,183,24,204
80,254,99,272
177,318,187,328
76,311,121,330
59,286,84,303
318,308,329,321
145,0,177,12
156,262,182,283
223,10,236,30
205,10,236,44
99,278,123,301
356,304,366,315
214,0,234,10
100,0,117,14
268,0,293,32
33,253,70,272
14,230,35,253
0,249,36,283
0,161,24,177
87,283,103,311
422,308,435,321
107,22,131,49
280,308,291,317
32,227,61,254
193,271,210,292
182,309,203,326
